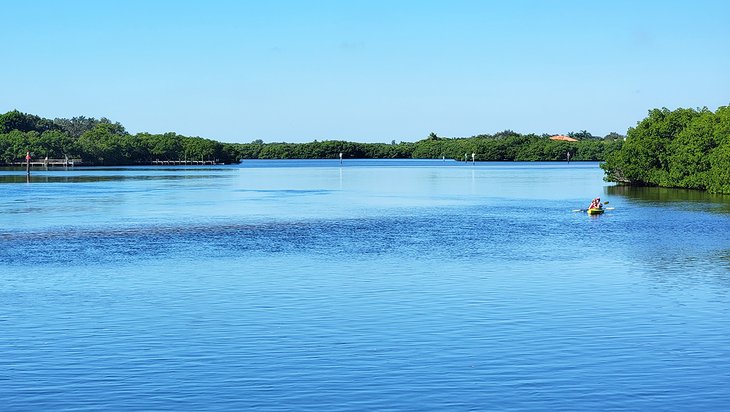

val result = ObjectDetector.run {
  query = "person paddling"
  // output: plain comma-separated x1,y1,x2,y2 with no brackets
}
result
588,197,603,210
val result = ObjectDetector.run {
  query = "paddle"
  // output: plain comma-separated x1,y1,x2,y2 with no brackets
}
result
572,200,611,212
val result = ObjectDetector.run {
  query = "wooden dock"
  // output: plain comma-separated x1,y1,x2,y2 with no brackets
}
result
10,158,82,167
6,159,222,167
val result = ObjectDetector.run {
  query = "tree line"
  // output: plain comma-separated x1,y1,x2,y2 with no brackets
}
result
601,105,730,194
235,131,623,162
0,111,238,165
0,110,624,166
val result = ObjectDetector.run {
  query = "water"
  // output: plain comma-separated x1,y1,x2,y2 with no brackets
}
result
1,160,729,411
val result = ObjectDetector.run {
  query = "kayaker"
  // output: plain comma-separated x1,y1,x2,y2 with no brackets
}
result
588,197,602,209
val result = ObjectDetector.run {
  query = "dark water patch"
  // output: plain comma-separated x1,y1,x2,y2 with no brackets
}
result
233,189,333,196
607,185,730,213
3,201,725,274
0,205,593,266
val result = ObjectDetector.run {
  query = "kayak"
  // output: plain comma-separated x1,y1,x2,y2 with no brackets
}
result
587,207,604,215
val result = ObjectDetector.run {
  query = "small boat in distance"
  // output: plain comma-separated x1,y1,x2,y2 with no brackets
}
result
586,197,605,215
572,199,609,214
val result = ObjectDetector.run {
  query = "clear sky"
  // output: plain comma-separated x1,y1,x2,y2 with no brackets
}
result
2,0,729,143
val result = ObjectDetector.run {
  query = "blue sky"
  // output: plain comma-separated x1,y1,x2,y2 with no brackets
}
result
2,0,729,143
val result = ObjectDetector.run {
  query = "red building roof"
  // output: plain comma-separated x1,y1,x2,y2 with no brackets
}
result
549,135,578,142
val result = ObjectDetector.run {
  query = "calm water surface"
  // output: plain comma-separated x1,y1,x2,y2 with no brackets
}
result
1,160,729,411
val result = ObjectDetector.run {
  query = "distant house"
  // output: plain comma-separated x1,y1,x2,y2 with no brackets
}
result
549,135,579,142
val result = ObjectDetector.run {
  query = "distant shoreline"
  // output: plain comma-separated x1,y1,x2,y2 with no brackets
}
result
0,158,606,170
1,110,622,167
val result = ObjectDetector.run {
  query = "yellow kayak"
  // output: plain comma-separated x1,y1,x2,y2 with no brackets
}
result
587,207,604,215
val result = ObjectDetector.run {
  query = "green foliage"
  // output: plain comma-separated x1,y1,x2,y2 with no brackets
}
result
0,110,59,134
568,130,597,140
603,132,626,141
78,123,134,165
53,116,122,138
0,111,238,165
0,129,78,164
602,105,730,193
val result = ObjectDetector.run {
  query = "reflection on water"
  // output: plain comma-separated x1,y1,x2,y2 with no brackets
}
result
0,165,235,184
607,185,730,212
0,173,226,184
